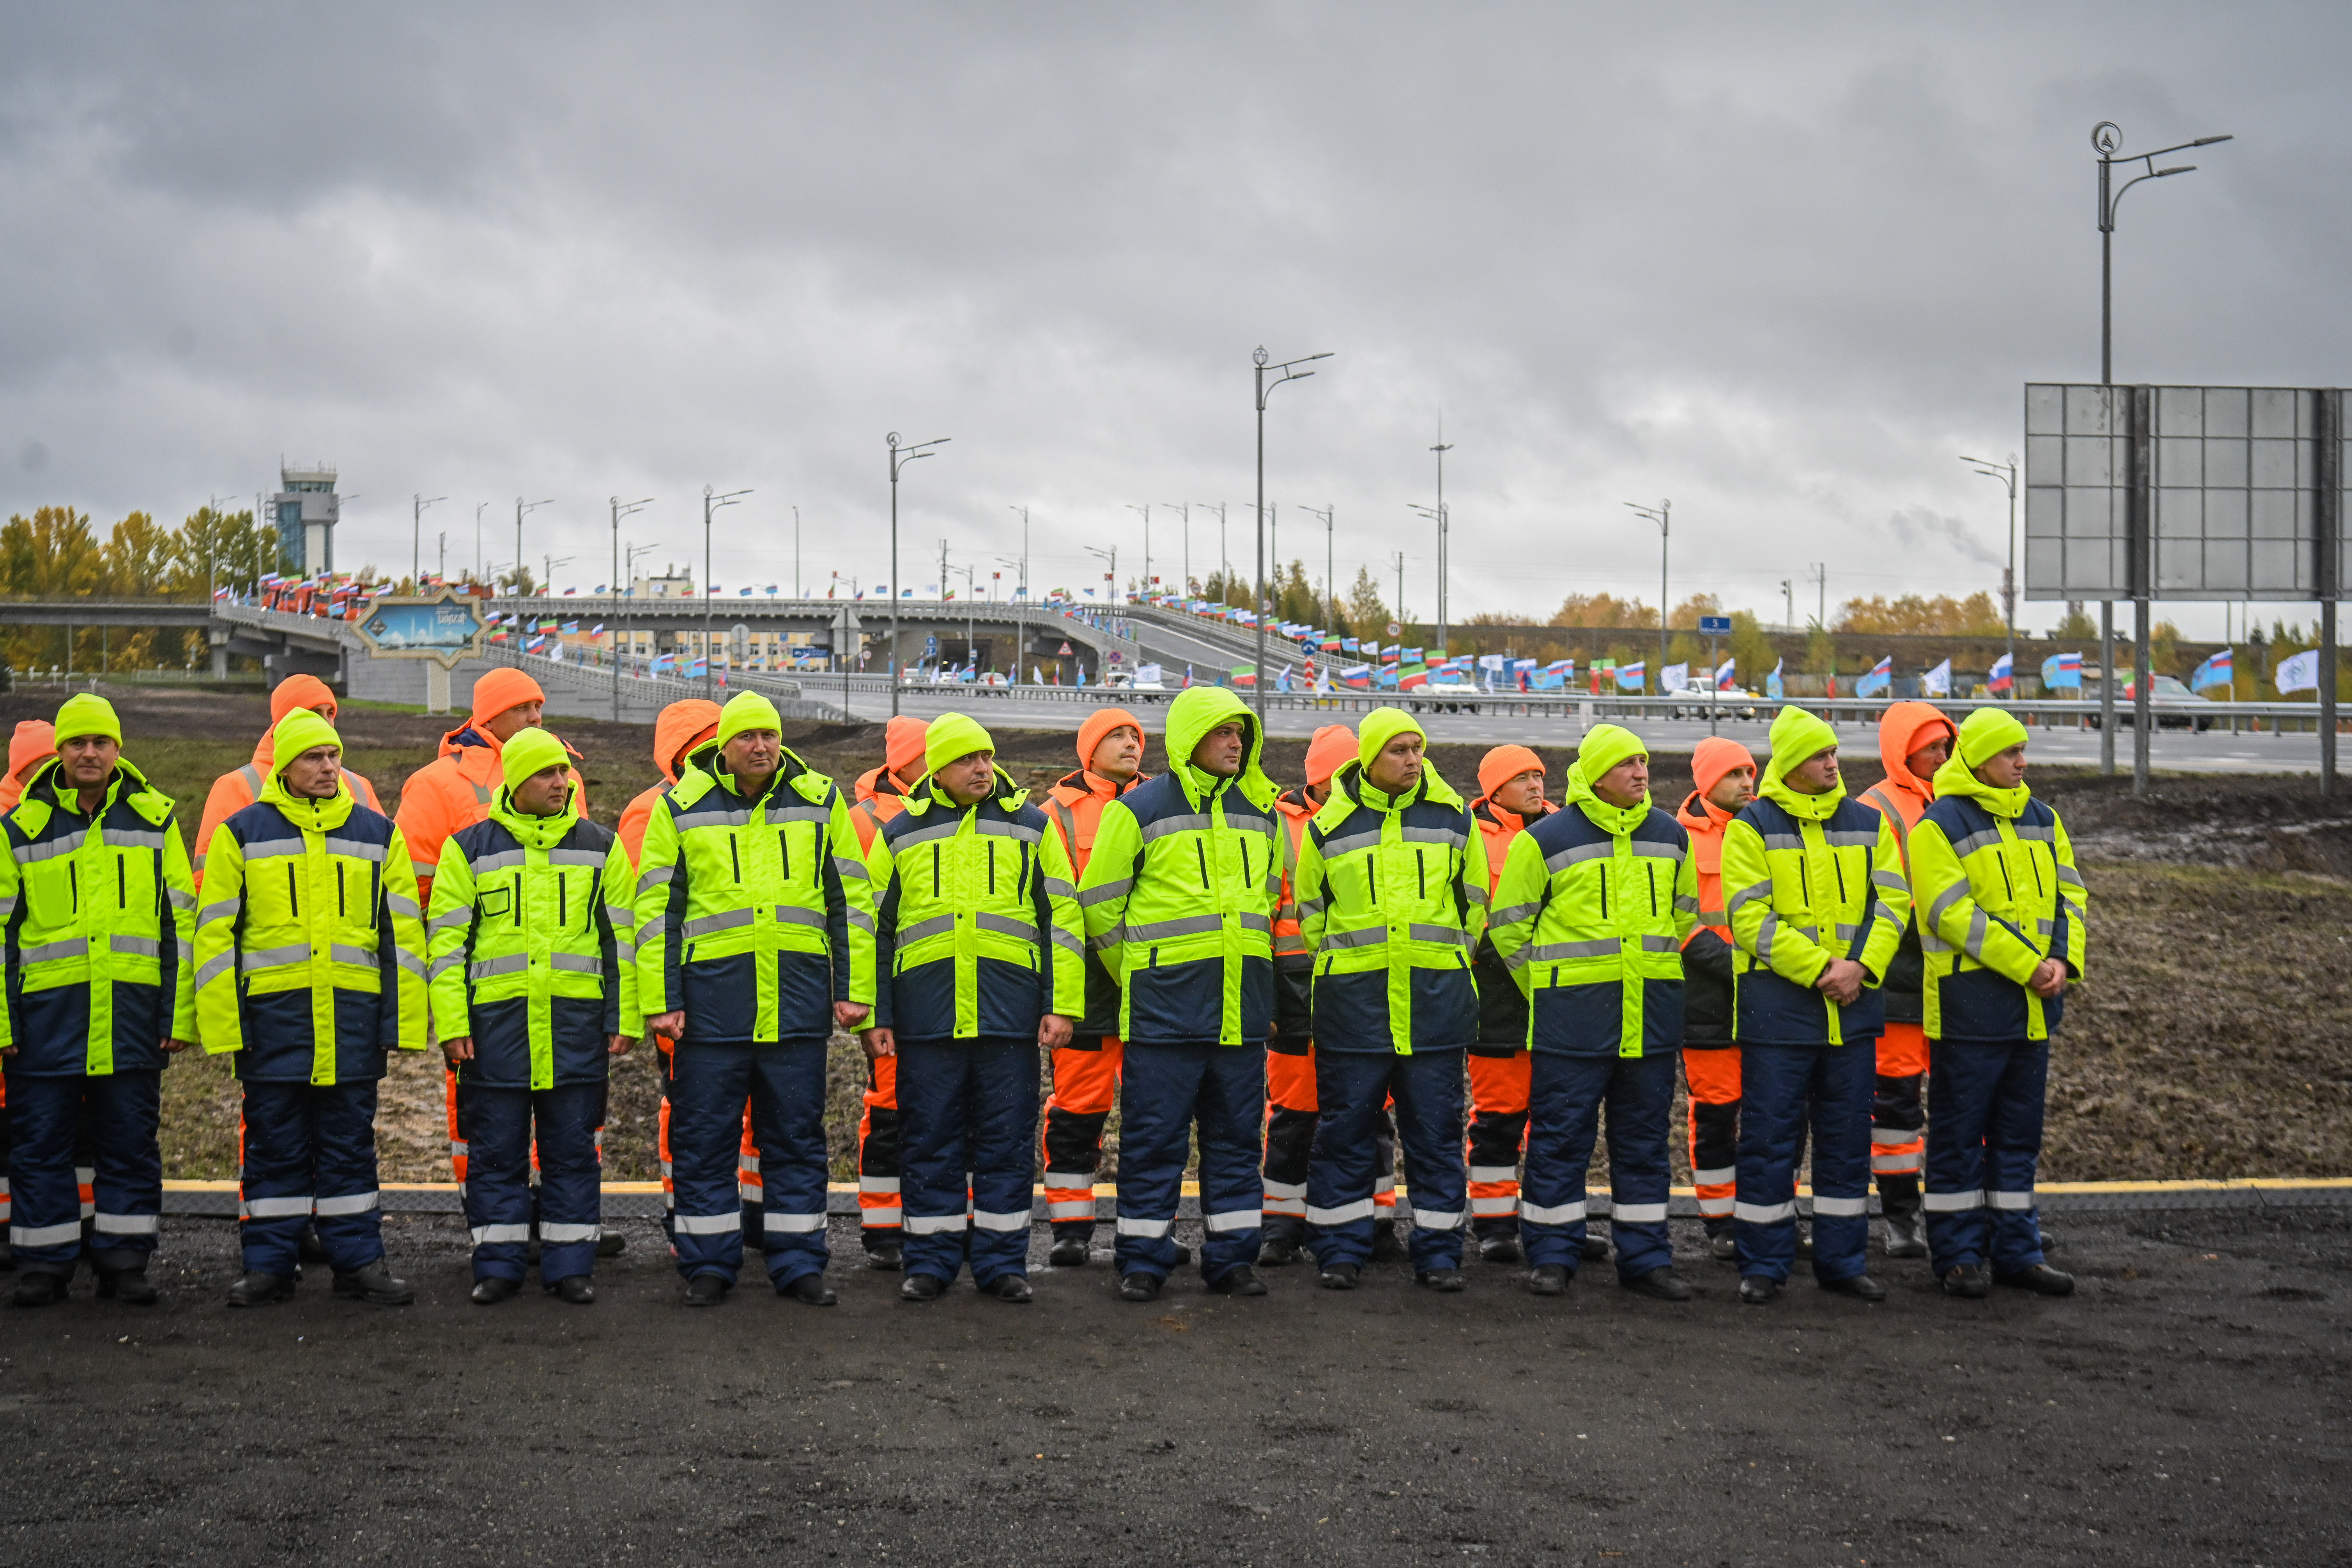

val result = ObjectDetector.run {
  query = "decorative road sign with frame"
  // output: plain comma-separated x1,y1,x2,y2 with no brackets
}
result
355,589,488,669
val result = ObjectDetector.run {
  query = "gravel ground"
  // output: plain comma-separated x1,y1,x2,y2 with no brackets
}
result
4,1205,2347,1566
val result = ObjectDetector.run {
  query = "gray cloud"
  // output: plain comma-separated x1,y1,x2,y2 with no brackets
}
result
0,3,2341,635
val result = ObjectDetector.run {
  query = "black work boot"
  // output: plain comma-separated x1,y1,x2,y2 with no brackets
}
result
1476,1228,1522,1265
1257,1216,1307,1267
96,1267,158,1305
472,1276,523,1305
297,1224,329,1265
1370,1219,1407,1263
597,1232,628,1258
864,1233,905,1271
332,1262,416,1306
1879,1177,1927,1258
227,1272,296,1308
12,1270,69,1307
1704,1219,1738,1262
1048,1226,1092,1268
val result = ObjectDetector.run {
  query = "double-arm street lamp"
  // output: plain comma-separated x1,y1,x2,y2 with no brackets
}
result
888,433,949,717
1254,346,1332,724
513,498,553,595
609,496,653,721
411,494,446,586
703,485,751,697
1957,454,2018,692
1625,500,1671,682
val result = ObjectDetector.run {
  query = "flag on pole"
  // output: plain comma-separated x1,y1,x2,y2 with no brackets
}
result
1987,651,2014,694
1660,662,1689,694
1765,658,1784,701
1715,657,1737,691
1615,661,1646,692
2276,648,2321,694
1854,655,1894,698
1921,658,1952,697
2041,651,2085,690
2189,648,2232,691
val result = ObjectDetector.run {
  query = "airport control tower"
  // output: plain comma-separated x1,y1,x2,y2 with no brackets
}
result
271,460,340,576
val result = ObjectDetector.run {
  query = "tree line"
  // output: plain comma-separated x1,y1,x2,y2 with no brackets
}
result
0,503,285,673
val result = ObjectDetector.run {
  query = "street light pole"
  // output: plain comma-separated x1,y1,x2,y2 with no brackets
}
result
609,495,652,722
702,485,750,697
1163,503,1190,598
474,502,488,586
1007,505,1030,685
887,433,949,718
1431,425,1453,656
1626,501,1671,683
411,494,446,586
1959,454,2019,691
513,497,552,596
1301,504,1335,628
1253,346,1332,727
1128,505,1152,598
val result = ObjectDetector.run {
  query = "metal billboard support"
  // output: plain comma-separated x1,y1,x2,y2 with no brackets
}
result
2320,389,2341,798
2130,383,2154,796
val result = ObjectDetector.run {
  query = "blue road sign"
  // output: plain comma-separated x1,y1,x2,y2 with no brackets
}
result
1698,616,1733,636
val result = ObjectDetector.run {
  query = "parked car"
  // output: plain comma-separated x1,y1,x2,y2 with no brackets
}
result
2086,674,2214,731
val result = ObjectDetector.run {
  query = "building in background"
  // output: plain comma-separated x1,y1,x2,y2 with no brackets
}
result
270,461,340,576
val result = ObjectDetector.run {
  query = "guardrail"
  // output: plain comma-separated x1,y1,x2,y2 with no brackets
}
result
479,644,854,724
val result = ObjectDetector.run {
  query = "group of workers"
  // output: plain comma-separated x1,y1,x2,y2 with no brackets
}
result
2,664,2087,1311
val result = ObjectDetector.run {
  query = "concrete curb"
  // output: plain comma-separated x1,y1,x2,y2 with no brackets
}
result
156,1179,2352,1222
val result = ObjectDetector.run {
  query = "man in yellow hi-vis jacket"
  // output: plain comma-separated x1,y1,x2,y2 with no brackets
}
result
634,691,876,1307
862,713,1084,1303
1295,707,1487,1292
1718,706,1909,1306
196,709,429,1308
1909,707,2087,1300
1,694,195,1307
1488,723,1697,1302
430,727,639,1306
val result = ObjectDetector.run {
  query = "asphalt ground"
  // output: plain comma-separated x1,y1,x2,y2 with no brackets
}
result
7,1206,2347,1567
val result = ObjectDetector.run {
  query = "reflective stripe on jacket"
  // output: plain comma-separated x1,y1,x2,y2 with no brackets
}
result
428,801,639,1089
1488,788,1694,1058
1295,761,1488,1055
872,770,1085,1039
1719,796,1910,1046
195,777,429,1083
632,745,876,1044
1909,793,2086,1042
1044,767,1148,1036
0,758,197,1074
1077,693,1278,1046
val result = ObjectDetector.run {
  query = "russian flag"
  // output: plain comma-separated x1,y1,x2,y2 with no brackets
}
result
1987,651,2014,694
1341,663,1372,689
2190,648,2232,691
1855,655,1894,698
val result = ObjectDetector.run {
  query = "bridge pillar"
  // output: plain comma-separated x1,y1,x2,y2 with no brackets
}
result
208,627,228,680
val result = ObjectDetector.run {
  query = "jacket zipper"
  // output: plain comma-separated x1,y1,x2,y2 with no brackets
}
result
1647,862,1657,917
933,844,942,898
2028,848,2044,897
1998,856,2015,903
1417,848,1426,899
1195,839,1211,890
1365,861,1377,907
559,871,568,926
1834,857,1847,903
1599,870,1608,920
988,839,996,895
779,826,791,883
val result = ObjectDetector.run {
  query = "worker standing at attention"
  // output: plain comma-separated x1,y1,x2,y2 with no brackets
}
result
1,697,195,1307
1854,701,1957,1260
842,715,928,1268
1908,708,2085,1299
1038,707,1149,1266
1718,706,1910,1306
1487,724,1696,1302
1295,708,1487,1294
193,675,381,892
429,727,639,1305
862,714,1083,1303
1462,743,1550,1266
1674,737,1759,1262
1259,723,1357,1266
196,708,429,1308
634,691,875,1306
1078,687,1279,1302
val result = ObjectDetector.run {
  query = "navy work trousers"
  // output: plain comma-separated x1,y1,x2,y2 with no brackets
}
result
1733,1040,1873,1285
1307,1047,1467,1273
1521,1050,1677,1280
239,1080,385,1276
5,1069,161,1274
460,1080,604,1285
897,1035,1040,1287
1115,1041,1265,1285
668,1039,829,1288
1925,1037,2051,1276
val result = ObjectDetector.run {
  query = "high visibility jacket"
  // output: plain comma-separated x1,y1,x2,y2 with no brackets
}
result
1673,791,1739,1048
428,794,639,1089
1855,701,1951,1026
193,740,379,891
618,781,667,868
1269,788,1317,1044
1296,761,1488,1055
1719,790,1910,1046
1488,781,1695,1058
1467,793,1550,1051
849,765,917,855
1042,766,1148,1037
395,722,587,902
0,759,196,1074
871,770,1085,1039
1909,775,2087,1042
633,745,876,1044
195,774,429,1082
1077,690,1279,1046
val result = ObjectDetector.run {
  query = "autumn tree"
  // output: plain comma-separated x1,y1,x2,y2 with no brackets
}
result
1550,592,1657,629
1343,565,1390,632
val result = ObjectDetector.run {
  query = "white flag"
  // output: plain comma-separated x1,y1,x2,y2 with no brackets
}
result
1921,658,1952,697
2276,648,2321,694
1660,662,1690,694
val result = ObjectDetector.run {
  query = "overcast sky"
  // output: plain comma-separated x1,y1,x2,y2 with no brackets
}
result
3,3,2345,638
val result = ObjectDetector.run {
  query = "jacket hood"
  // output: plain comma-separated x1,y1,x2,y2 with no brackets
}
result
26,752,172,822
1052,766,1141,801
1675,789,1735,837
8,720,55,782
654,699,724,783
1164,686,1274,810
1875,701,1956,809
1760,705,1846,820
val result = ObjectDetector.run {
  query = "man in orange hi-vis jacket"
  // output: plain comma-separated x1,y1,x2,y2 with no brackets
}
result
845,714,926,1269
393,666,591,1237
618,698,723,1253
0,720,55,813
1676,736,1758,1262
1037,706,1149,1266
1854,700,1956,1260
192,675,380,892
